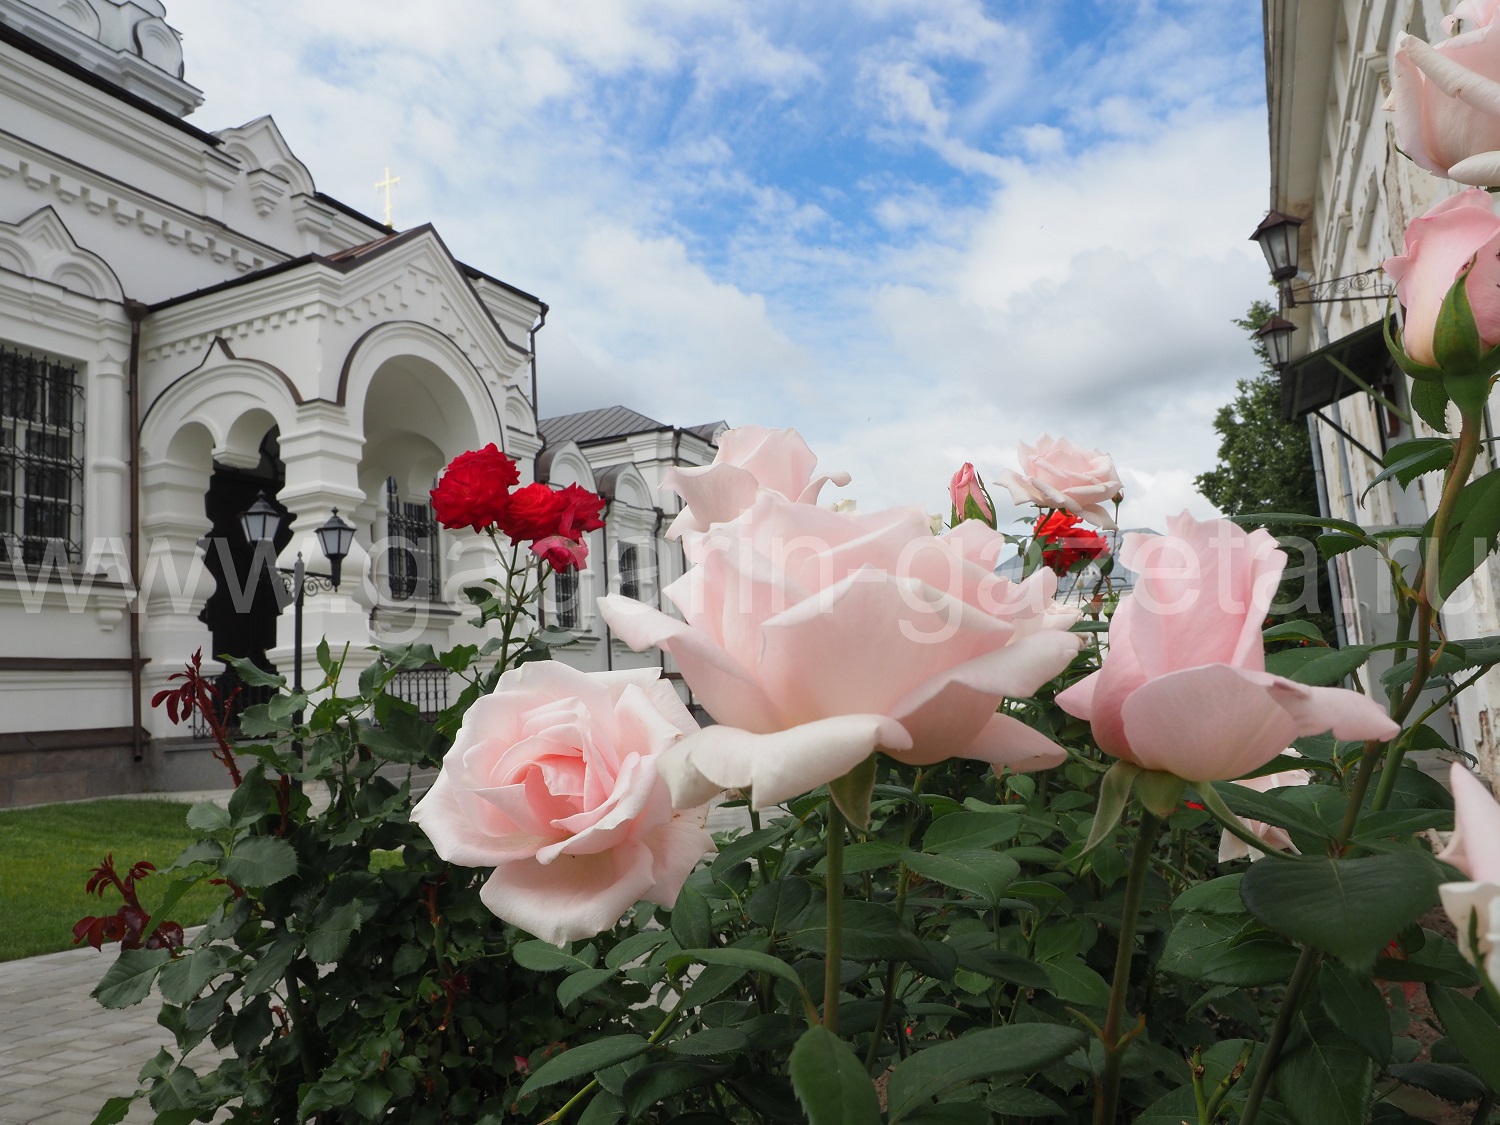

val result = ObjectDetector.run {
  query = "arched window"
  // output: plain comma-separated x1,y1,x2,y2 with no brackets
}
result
0,346,83,566
618,543,641,601
385,476,440,600
553,567,582,630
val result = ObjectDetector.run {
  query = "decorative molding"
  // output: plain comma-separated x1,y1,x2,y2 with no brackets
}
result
0,205,123,300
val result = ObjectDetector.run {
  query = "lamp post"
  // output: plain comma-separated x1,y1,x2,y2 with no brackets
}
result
239,492,355,729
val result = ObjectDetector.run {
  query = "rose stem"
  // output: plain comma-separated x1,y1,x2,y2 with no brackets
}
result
823,801,847,1035
1094,808,1162,1125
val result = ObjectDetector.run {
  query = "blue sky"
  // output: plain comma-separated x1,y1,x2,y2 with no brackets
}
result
170,0,1271,532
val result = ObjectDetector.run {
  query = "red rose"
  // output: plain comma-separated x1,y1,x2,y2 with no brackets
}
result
498,482,568,543
1035,511,1109,576
531,535,589,572
554,484,606,539
430,444,520,532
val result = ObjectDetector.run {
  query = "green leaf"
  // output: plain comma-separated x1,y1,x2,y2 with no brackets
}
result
623,1061,721,1119
828,755,878,831
221,655,286,689
668,1027,749,1056
89,1096,136,1125
747,879,813,932
518,1035,652,1099
1361,438,1454,500
92,948,170,1008
1429,985,1500,1091
1240,851,1443,969
1040,957,1111,1008
791,901,927,962
1263,644,1371,686
1206,781,1328,842
1263,620,1327,644
1275,1014,1375,1125
902,849,1020,906
921,810,1021,852
1080,759,1140,856
712,823,793,878
789,1027,881,1125
885,1025,1086,1122
219,836,298,888
184,801,230,832
670,947,811,1001
1159,913,1299,986
1411,378,1452,433
1317,532,1368,560
1172,874,1246,916
670,885,713,951
603,930,674,971
1434,264,1484,371
514,941,595,972
157,946,228,1006
305,898,365,964
1318,961,1392,1064
1134,770,1186,818
1438,469,1500,600
243,933,299,996
1386,1061,1488,1104
983,1087,1064,1117
576,1091,626,1125
558,967,614,1008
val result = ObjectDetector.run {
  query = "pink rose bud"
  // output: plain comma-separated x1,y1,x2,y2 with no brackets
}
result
948,462,995,528
1391,19,1500,186
998,435,1122,530
1437,764,1500,986
1383,190,1500,370
1055,513,1399,782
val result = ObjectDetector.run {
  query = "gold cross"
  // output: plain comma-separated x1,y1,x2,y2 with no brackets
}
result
374,166,400,229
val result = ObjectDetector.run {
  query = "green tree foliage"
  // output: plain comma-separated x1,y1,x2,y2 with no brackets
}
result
1195,301,1319,517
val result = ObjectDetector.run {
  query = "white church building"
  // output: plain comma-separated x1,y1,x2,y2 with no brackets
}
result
0,0,719,806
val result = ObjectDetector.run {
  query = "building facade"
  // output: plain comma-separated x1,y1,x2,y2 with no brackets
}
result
1264,0,1500,779
0,0,716,806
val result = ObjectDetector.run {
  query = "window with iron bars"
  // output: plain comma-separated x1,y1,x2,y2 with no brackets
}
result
385,476,441,601
618,542,644,602
0,346,84,568
553,566,582,630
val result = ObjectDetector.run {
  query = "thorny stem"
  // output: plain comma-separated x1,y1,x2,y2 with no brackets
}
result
823,803,847,1034
1094,810,1162,1125
1237,945,1319,1125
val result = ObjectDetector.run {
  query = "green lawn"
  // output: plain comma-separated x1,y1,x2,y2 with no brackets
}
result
0,798,226,962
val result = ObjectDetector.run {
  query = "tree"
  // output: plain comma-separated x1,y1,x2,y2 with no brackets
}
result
1196,300,1335,640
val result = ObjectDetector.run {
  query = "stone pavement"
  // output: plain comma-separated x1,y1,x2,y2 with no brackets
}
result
0,941,212,1125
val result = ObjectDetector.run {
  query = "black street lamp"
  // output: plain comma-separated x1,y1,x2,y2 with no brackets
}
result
1255,315,1298,370
239,492,355,723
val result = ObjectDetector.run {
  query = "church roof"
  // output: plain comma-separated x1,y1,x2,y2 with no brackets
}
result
539,407,670,446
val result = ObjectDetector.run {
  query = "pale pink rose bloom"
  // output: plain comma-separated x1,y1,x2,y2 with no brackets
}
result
1437,764,1500,985
1216,753,1312,862
1390,26,1500,185
1056,513,1399,782
998,435,1122,530
1383,190,1500,366
1445,0,1500,34
949,463,994,525
665,425,850,538
600,494,1083,810
410,661,713,945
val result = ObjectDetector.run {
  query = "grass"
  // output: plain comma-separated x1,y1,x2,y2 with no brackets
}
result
0,798,226,962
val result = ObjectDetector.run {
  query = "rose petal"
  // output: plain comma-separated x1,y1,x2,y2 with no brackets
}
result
1441,764,1500,883
480,844,659,946
410,770,545,867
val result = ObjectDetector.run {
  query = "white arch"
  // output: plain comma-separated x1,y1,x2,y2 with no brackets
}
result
537,441,596,491
141,351,300,466
340,320,505,455
597,463,653,509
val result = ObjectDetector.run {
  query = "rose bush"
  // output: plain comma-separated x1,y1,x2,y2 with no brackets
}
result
1056,512,1397,781
412,661,714,945
602,488,1083,813
664,424,849,538
1383,188,1500,368
999,434,1122,529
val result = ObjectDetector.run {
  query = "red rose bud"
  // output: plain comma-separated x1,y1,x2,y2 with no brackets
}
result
948,462,996,528
430,444,521,532
498,482,568,543
531,535,589,572
1035,511,1109,576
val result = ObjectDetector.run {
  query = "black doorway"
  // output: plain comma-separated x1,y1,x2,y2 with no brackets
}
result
199,433,289,677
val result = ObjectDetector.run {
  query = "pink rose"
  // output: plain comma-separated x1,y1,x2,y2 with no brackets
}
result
1055,513,1398,782
1446,0,1500,32
1216,753,1311,862
1391,26,1500,185
1383,190,1500,367
1437,763,1500,984
998,436,1122,530
600,494,1083,811
949,463,995,528
410,662,714,945
665,426,850,538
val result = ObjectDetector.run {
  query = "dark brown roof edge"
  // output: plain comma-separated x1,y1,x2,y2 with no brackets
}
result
458,261,544,309
0,19,221,147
